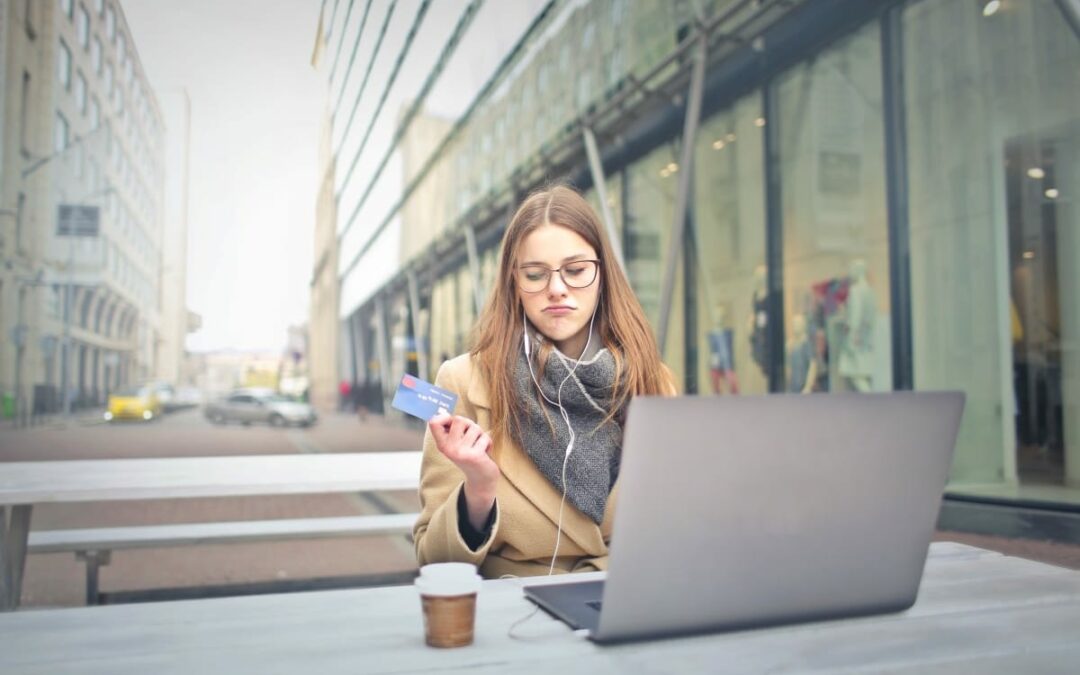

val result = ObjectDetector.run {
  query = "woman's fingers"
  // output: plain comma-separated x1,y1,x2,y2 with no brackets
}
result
477,432,493,453
428,413,452,441
461,422,482,449
431,415,493,466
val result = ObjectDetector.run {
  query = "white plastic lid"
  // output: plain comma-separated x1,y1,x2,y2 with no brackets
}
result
419,562,478,579
414,574,481,597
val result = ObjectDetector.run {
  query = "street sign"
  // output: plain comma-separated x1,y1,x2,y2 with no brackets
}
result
57,204,100,236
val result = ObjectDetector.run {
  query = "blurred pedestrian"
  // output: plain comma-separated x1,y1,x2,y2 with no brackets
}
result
338,379,351,411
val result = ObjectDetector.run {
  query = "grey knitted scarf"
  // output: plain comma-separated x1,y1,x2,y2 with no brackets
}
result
512,337,623,524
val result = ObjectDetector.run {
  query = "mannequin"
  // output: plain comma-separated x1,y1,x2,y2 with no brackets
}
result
787,313,817,394
748,264,769,377
838,259,876,392
708,305,739,395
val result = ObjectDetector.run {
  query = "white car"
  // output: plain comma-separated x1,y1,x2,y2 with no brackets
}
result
204,389,317,428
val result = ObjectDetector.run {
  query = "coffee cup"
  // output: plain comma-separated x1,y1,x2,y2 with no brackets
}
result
416,563,482,648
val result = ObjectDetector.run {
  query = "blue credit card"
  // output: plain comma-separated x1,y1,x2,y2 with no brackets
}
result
391,374,459,421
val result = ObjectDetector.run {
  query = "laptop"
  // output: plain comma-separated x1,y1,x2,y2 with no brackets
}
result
524,391,965,643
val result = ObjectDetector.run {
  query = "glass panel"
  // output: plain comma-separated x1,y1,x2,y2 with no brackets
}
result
776,21,891,394
58,39,71,89
54,113,68,153
77,4,89,46
693,93,768,395
904,0,1080,500
625,142,685,385
75,72,87,112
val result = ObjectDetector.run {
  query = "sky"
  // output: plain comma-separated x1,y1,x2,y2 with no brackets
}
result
121,0,550,354
124,0,325,354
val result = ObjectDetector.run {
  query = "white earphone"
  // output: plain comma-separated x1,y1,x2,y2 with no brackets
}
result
522,301,599,575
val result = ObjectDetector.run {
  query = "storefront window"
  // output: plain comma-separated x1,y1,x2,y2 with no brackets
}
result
692,93,768,395
776,22,892,394
904,0,1080,496
625,142,685,384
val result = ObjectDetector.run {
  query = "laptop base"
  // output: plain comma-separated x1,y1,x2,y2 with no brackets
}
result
523,580,605,634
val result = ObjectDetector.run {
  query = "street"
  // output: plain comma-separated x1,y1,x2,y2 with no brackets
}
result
0,408,425,608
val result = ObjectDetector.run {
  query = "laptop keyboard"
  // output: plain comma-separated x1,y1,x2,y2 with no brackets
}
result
586,600,603,612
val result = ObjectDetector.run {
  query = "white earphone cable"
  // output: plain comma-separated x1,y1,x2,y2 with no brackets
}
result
521,302,598,577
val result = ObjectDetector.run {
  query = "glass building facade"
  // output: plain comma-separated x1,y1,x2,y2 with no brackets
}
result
337,0,1080,509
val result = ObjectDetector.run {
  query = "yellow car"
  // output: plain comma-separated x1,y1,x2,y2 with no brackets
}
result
105,386,162,422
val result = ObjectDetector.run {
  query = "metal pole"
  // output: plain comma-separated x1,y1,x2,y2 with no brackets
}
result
373,294,393,411
1054,0,1080,41
13,284,25,428
463,223,484,316
657,34,708,353
62,236,74,417
406,269,429,381
582,126,625,272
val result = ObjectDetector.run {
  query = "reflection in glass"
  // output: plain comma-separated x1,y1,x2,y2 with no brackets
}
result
625,142,684,382
776,21,892,394
693,94,767,395
905,0,1080,495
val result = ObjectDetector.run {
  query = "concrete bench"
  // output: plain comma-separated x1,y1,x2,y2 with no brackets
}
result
28,513,419,605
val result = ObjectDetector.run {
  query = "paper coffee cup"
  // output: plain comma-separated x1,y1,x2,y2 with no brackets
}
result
416,566,481,648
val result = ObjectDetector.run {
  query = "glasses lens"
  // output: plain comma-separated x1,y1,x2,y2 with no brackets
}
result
518,265,550,293
561,260,598,288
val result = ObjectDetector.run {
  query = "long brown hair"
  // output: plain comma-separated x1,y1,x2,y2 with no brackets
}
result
470,183,672,448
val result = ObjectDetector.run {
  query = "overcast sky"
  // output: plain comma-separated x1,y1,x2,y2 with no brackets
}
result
124,0,324,354
122,0,549,354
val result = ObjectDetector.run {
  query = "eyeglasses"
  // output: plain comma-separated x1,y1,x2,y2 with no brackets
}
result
516,259,600,293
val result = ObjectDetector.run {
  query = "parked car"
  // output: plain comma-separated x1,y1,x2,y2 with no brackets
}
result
203,389,317,428
149,381,177,412
105,385,162,422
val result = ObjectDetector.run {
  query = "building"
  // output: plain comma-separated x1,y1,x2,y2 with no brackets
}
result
0,0,168,420
154,89,193,387
313,0,1080,509
308,93,340,412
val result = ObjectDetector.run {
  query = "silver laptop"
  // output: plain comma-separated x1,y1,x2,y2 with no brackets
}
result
524,391,965,643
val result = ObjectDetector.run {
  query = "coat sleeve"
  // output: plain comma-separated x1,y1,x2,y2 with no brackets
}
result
412,360,500,568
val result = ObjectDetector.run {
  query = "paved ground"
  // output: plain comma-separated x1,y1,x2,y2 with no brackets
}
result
0,408,425,608
2,407,1077,609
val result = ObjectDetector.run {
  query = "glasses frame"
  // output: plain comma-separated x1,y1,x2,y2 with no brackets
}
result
516,259,601,294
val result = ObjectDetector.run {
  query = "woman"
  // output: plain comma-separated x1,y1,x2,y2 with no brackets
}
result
413,183,674,578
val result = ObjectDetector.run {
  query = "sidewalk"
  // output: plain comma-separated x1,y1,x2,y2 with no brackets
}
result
291,410,425,454
1,407,110,431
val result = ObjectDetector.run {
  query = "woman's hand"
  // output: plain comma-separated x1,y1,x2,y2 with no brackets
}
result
429,414,499,530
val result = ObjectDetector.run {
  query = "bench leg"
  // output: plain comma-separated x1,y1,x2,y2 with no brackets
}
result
1,505,33,611
75,550,111,606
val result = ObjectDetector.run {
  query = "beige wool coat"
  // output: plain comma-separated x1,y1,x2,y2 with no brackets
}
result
413,353,628,579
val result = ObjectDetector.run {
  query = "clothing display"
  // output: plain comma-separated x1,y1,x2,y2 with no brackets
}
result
708,329,734,372
809,277,852,392
750,292,770,374
787,338,815,393
838,280,877,379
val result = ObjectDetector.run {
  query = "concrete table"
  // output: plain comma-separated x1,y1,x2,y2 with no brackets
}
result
0,543,1078,673
0,452,422,610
